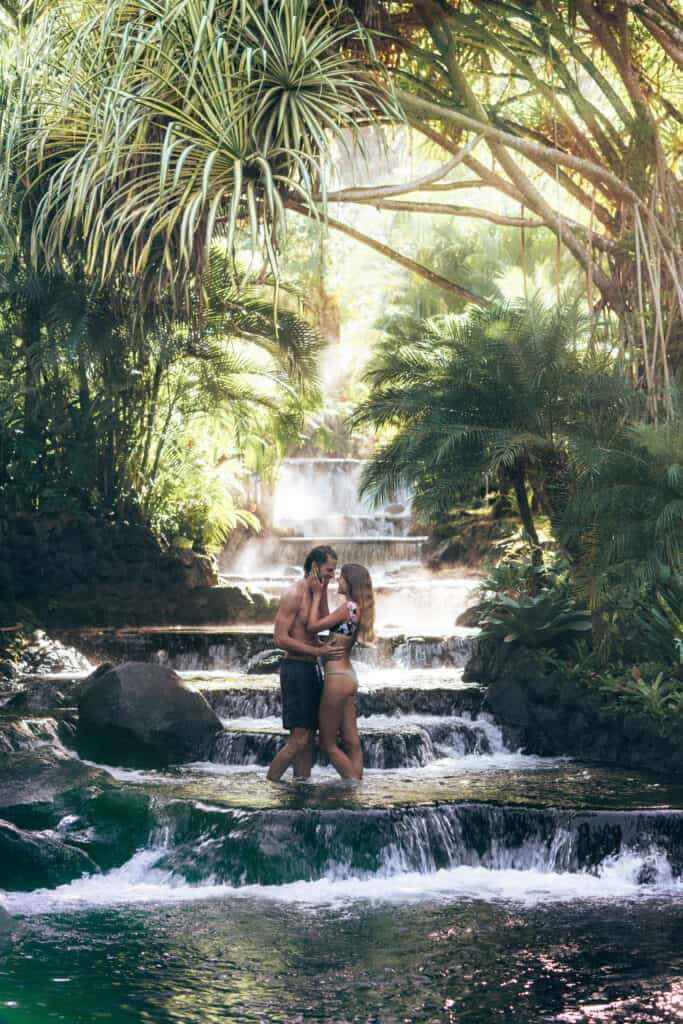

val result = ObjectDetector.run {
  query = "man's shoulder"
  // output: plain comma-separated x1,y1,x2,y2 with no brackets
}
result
279,578,307,609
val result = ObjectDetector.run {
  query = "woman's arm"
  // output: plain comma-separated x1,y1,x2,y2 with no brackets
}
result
306,586,349,633
274,590,327,659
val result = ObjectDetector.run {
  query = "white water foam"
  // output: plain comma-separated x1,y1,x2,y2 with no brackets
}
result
394,751,567,774
353,666,473,689
3,848,680,916
179,666,475,689
220,716,284,731
210,710,560,774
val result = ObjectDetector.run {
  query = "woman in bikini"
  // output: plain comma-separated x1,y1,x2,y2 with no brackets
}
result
306,563,375,780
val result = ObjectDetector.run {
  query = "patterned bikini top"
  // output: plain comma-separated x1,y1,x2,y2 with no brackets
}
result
332,601,359,636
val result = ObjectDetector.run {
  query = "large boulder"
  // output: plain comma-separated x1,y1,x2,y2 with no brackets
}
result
76,661,222,767
0,746,153,870
0,747,109,828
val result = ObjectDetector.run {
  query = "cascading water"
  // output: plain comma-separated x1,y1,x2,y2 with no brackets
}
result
272,458,414,539
4,457,683,1023
4,640,683,1024
218,455,480,635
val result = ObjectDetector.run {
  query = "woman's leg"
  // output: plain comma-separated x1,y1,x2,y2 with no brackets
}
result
340,696,363,779
319,675,358,779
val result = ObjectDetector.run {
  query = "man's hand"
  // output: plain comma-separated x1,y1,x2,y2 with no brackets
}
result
320,635,346,661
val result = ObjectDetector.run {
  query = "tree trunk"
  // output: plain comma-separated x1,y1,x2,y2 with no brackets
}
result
510,464,542,567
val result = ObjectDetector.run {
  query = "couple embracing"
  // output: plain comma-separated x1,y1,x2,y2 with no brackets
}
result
266,545,375,783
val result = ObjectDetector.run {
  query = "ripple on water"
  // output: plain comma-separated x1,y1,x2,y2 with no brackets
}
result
2,883,683,1023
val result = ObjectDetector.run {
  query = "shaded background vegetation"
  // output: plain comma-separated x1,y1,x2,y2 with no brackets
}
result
1,0,683,719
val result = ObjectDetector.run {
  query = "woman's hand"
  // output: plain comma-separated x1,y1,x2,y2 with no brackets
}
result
308,570,323,594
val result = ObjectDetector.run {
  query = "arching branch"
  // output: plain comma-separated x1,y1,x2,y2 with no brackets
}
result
285,199,485,305
320,135,484,204
343,197,546,228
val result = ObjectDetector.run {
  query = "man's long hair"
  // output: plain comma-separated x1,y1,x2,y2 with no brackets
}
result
341,563,375,644
303,545,338,575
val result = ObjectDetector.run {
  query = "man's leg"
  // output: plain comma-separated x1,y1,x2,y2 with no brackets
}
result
266,728,314,782
293,734,315,779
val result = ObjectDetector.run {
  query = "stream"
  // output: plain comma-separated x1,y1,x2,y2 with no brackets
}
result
1,458,682,1022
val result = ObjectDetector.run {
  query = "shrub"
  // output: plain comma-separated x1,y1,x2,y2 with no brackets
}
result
580,664,683,722
478,590,592,651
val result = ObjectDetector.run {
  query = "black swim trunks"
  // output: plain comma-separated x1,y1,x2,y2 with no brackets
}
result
280,658,323,730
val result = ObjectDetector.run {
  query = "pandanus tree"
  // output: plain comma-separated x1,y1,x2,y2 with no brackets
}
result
6,0,682,401
3,0,395,311
353,299,635,565
324,0,683,415
0,0,335,534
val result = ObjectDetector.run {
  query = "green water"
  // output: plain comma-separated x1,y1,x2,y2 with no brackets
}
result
126,761,683,813
4,662,683,1020
2,897,683,1023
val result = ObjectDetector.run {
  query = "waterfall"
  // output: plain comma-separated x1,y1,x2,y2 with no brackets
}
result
213,455,487,635
147,801,683,888
209,716,500,770
272,458,414,538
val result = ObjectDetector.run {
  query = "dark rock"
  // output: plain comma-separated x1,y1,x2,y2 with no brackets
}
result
247,648,284,675
0,817,98,890
426,538,464,567
3,684,68,714
0,744,152,869
0,747,110,829
175,549,219,588
77,661,222,767
477,641,683,776
0,716,65,754
0,660,18,680
455,606,480,628
83,661,114,683
1,514,277,628
425,514,517,569
59,786,154,872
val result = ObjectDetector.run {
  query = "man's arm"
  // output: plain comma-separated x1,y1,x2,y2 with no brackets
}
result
273,590,322,659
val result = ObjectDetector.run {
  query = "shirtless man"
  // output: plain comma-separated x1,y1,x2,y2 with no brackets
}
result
266,545,340,782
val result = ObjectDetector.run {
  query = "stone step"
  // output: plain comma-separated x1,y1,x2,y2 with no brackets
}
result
150,797,683,888
55,627,477,671
200,683,485,720
211,715,499,769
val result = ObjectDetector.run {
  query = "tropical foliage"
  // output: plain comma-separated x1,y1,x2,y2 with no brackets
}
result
0,243,323,544
478,590,591,652
354,298,633,561
3,0,393,309
336,1,683,414
566,420,683,596
568,661,683,723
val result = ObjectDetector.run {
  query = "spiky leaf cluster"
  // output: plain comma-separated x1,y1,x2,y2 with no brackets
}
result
5,0,394,309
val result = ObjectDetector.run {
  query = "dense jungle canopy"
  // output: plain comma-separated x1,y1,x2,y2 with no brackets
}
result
0,0,681,554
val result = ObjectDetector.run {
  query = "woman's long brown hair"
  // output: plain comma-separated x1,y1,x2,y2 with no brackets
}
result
341,563,375,644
